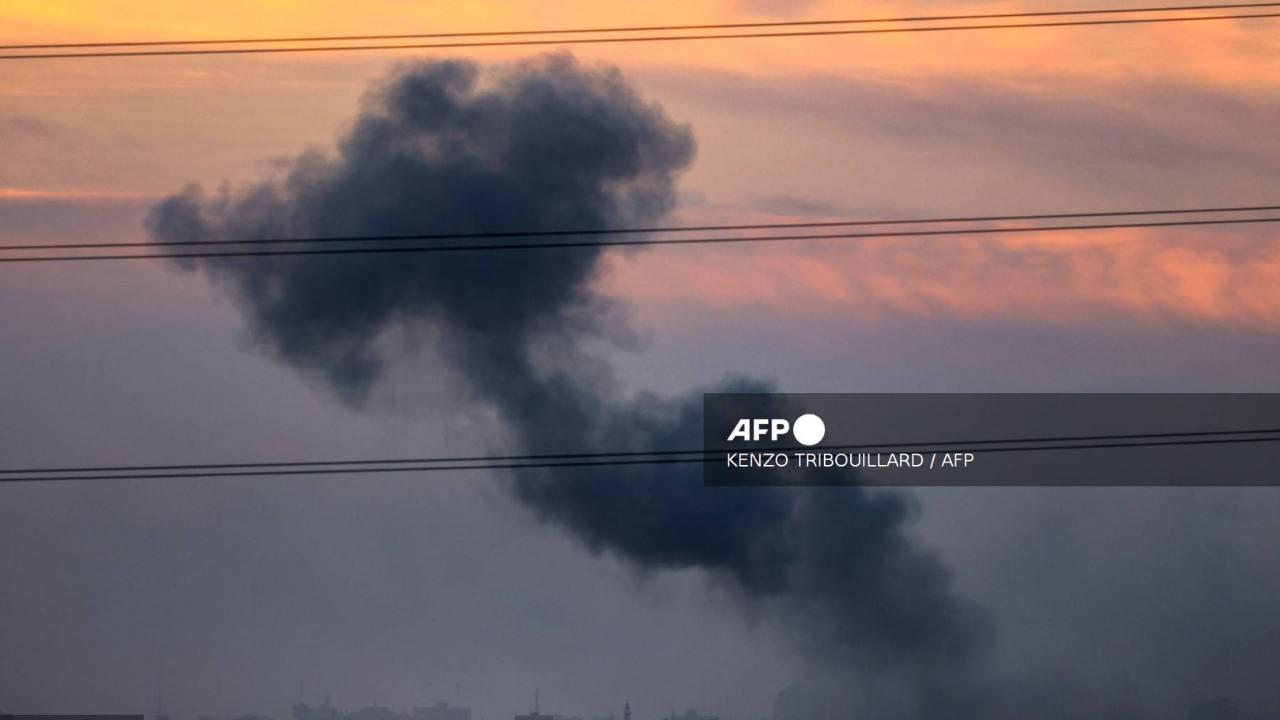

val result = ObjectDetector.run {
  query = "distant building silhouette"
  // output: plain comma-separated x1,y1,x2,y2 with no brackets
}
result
348,706,404,720
1189,699,1238,720
156,667,171,720
515,687,556,720
415,702,471,720
294,686,340,720
295,698,471,720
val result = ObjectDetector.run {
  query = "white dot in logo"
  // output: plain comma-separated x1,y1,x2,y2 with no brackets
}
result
793,414,826,446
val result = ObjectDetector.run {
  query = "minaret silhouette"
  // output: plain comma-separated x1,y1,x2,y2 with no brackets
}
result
155,665,173,720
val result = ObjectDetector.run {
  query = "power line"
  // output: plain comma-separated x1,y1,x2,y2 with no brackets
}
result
3,203,1277,253
4,2,1277,51
2,431,1279,483
2,216,1277,265
4,427,1277,477
4,12,1277,61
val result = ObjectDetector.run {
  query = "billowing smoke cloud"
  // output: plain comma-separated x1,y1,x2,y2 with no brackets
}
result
148,54,993,718
148,54,692,404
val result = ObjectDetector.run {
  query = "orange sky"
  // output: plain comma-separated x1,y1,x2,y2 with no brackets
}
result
3,0,1280,331
6,0,1277,82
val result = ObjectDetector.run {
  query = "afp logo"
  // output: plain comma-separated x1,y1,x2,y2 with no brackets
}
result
727,414,826,446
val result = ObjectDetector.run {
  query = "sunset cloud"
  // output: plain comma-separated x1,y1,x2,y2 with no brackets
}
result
605,225,1280,328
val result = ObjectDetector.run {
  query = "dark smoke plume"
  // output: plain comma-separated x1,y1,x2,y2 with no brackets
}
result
148,54,994,718
149,54,692,405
